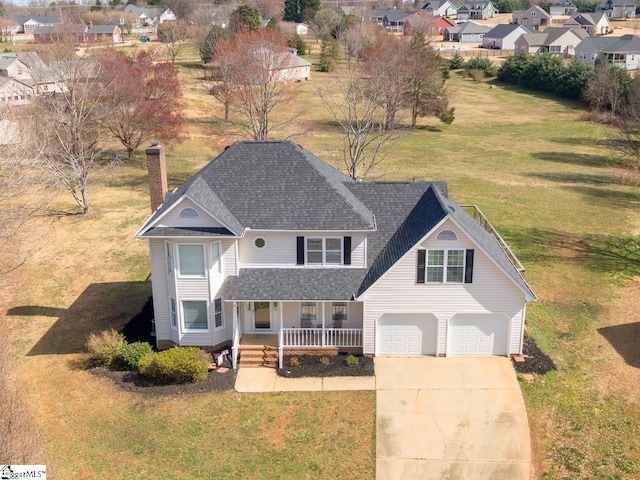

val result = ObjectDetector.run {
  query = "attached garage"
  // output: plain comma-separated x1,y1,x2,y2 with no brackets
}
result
447,314,509,356
376,313,438,355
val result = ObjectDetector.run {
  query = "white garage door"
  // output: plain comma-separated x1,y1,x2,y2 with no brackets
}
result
377,314,438,355
448,314,508,356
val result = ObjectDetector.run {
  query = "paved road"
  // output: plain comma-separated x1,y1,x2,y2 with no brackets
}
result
375,357,530,480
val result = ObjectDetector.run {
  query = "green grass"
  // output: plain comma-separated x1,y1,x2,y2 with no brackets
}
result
5,46,640,479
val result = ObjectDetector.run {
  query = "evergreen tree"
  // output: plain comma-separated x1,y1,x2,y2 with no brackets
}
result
319,34,339,72
229,4,262,32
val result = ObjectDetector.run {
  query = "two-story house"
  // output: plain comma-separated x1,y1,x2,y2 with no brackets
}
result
136,141,536,369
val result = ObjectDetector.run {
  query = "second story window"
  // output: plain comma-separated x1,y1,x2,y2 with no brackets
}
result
178,244,205,277
306,237,342,266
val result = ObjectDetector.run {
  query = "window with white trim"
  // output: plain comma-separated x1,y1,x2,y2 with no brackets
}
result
214,298,223,330
170,297,177,330
166,241,174,275
306,237,342,265
427,249,464,283
210,241,221,275
300,302,317,325
331,302,348,324
178,244,205,277
182,300,208,331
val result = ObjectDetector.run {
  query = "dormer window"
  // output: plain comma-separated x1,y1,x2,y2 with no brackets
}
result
179,207,199,219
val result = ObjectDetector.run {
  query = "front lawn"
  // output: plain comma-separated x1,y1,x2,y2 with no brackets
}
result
4,49,640,479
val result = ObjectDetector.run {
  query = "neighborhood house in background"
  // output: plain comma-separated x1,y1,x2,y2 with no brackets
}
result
136,141,536,369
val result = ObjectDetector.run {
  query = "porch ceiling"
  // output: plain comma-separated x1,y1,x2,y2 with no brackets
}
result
225,268,367,301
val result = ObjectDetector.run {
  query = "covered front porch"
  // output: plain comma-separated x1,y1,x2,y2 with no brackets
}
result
231,300,364,369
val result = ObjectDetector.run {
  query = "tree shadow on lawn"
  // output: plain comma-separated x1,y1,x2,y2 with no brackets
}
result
597,322,640,368
531,151,613,169
524,173,639,208
502,228,640,279
7,281,151,356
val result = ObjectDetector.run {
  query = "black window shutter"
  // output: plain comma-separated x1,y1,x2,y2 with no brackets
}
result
343,236,352,265
417,249,426,284
465,249,474,283
296,236,305,265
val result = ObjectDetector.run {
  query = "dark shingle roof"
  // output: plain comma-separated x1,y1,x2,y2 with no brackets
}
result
140,141,375,234
484,23,530,39
601,34,640,53
226,268,367,301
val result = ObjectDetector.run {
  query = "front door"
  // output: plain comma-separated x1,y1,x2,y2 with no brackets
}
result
254,302,271,330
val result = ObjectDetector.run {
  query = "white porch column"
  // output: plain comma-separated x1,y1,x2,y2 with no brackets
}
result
278,301,284,369
232,301,239,370
321,301,326,348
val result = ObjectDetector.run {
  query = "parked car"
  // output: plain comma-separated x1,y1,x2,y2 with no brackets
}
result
139,35,150,42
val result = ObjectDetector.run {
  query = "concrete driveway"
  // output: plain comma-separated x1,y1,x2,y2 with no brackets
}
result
375,357,530,480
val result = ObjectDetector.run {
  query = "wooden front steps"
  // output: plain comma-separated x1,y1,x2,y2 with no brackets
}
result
238,345,278,369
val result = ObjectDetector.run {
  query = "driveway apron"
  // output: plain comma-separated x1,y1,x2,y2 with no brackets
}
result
375,357,530,480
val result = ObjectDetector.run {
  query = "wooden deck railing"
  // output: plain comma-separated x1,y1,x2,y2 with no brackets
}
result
460,204,525,273
281,328,363,348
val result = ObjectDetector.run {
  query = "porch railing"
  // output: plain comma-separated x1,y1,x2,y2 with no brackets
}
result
281,328,363,348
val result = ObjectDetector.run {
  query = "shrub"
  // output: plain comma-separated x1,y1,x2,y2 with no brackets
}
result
468,69,485,83
117,341,153,370
86,329,127,367
319,355,331,366
138,347,209,383
289,356,301,367
465,56,497,77
449,53,465,70
345,354,359,367
439,107,455,125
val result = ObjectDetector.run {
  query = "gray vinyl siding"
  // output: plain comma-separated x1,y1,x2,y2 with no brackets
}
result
158,197,224,228
239,232,367,268
362,219,527,356
148,239,171,346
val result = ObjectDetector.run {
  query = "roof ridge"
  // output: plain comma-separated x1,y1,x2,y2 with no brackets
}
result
292,143,375,229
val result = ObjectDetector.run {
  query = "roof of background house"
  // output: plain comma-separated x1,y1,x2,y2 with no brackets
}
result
14,15,59,25
576,36,619,51
601,34,640,52
88,24,119,34
445,21,492,34
138,141,535,301
484,23,531,38
33,24,86,34
383,10,415,21
567,12,609,25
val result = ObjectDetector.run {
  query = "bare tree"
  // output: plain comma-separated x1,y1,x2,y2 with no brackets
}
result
585,63,630,118
0,17,17,43
157,21,189,64
361,34,408,131
211,29,305,140
29,45,120,214
319,65,399,181
307,8,341,43
338,20,377,67
0,110,47,274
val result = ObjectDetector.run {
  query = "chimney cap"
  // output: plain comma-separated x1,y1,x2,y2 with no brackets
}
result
150,139,160,147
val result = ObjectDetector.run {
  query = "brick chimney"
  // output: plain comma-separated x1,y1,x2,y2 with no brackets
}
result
146,141,168,212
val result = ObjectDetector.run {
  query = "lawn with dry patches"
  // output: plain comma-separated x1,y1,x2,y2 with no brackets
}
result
3,48,640,479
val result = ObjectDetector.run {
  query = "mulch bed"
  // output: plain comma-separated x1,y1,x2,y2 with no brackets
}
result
512,336,557,375
89,363,237,396
278,354,374,378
